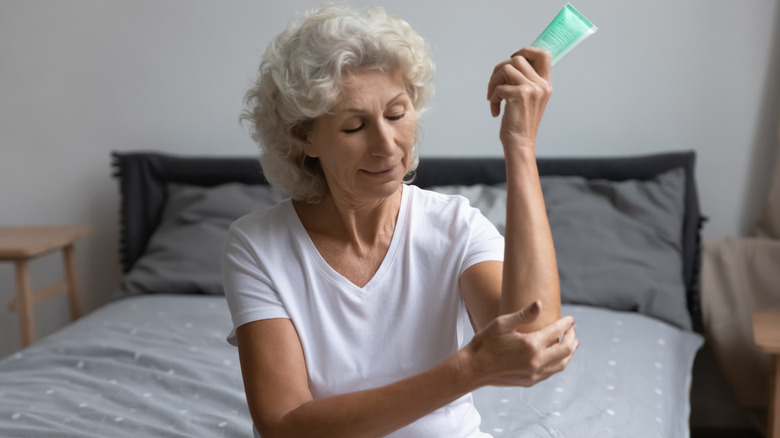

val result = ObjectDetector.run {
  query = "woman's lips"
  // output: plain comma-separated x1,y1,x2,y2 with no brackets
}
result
362,165,397,177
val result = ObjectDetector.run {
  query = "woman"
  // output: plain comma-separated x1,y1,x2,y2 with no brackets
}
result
224,5,578,438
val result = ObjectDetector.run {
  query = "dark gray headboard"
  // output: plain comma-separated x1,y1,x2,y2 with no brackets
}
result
111,150,704,331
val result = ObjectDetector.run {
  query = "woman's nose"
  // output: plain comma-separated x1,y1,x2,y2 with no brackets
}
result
369,121,395,157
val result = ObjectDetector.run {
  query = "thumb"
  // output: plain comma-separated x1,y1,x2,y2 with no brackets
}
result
498,301,541,331
515,300,541,324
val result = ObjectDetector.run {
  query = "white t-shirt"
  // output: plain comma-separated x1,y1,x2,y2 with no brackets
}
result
222,184,504,438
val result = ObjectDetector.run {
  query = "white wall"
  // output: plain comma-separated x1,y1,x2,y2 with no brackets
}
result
1,0,778,358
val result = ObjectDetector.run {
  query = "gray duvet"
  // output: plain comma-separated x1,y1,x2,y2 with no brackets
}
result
0,295,701,437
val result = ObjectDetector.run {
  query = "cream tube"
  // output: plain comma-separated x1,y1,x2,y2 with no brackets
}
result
531,3,597,66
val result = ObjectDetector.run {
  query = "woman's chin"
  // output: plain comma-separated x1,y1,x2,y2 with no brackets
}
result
357,173,404,199
369,179,404,199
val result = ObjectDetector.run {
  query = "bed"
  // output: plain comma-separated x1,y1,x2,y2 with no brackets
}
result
0,151,705,437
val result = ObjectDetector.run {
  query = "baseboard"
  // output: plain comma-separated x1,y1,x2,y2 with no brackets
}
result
691,428,764,438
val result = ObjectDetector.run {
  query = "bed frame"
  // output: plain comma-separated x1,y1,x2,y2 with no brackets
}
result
112,150,705,331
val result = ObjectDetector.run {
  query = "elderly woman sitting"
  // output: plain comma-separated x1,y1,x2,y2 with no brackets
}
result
223,5,578,438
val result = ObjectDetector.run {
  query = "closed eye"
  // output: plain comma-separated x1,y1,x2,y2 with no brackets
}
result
342,113,405,134
343,124,364,134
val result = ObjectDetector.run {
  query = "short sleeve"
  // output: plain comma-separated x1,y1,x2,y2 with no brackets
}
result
222,224,289,346
460,205,505,275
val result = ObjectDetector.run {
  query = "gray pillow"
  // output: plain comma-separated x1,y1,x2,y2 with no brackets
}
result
120,183,288,296
430,167,691,329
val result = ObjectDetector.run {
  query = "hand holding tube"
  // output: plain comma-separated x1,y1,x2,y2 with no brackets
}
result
487,47,552,150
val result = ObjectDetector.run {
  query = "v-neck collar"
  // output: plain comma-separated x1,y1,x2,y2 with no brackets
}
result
286,184,410,297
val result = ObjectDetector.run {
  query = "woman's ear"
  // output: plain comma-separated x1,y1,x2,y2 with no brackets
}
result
292,122,318,158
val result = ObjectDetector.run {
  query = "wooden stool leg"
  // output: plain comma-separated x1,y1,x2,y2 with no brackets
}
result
14,260,35,347
62,244,83,320
771,355,780,438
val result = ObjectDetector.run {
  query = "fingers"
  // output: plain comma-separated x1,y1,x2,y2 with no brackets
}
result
511,47,552,80
540,327,578,374
512,319,577,385
528,322,578,381
536,315,575,346
486,60,514,117
486,47,551,96
486,59,534,106
509,55,545,84
486,47,552,117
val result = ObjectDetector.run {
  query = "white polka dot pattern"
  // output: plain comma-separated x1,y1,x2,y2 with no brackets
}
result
470,304,702,437
0,297,702,437
0,296,252,437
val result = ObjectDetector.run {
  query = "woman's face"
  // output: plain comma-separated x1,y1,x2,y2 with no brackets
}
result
302,69,417,203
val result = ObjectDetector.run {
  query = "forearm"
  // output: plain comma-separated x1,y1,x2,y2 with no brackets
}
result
262,351,478,438
499,147,560,331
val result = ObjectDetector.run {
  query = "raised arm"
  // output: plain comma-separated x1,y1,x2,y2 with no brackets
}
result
236,307,575,438
486,47,561,332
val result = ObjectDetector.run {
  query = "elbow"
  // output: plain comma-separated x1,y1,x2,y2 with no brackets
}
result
254,420,300,438
248,407,293,438
251,405,330,438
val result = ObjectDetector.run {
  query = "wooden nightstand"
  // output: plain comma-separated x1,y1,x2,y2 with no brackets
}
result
0,226,91,347
755,308,780,438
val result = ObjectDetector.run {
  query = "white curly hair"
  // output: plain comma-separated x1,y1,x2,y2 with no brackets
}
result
240,4,434,203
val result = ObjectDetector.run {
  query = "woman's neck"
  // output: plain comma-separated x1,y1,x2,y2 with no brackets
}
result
293,186,403,250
